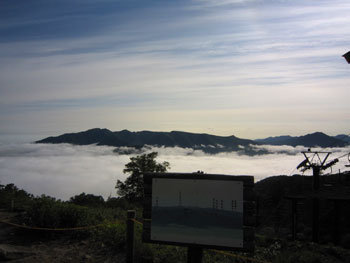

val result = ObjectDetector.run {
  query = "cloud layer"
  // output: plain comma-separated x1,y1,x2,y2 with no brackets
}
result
1,142,349,200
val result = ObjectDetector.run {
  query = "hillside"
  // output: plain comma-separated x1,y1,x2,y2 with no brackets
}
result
255,172,350,245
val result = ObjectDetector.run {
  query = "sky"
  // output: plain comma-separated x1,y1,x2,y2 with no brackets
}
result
0,0,349,140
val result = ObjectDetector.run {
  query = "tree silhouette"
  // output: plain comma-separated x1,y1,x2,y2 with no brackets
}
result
116,152,170,202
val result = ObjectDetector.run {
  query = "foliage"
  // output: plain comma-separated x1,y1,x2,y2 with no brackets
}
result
90,222,126,250
69,192,105,207
3,180,350,262
105,196,129,209
0,183,33,211
271,241,350,263
22,195,98,228
116,152,170,202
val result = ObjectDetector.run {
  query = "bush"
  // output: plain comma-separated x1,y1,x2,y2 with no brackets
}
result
105,196,130,209
0,183,33,211
91,222,126,250
22,195,99,229
69,192,105,207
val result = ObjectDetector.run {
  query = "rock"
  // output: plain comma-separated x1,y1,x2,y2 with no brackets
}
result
0,244,35,260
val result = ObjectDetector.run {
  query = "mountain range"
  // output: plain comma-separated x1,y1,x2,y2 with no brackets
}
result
255,132,349,148
36,128,349,154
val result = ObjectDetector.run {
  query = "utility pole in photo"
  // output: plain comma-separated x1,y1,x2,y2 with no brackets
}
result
297,150,338,243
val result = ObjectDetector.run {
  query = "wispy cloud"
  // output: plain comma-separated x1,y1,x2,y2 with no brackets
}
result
0,0,349,138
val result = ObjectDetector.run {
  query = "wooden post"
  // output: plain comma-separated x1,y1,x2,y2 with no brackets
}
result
187,246,203,263
292,199,297,241
126,210,136,263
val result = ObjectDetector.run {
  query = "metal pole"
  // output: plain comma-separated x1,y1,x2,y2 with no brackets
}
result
312,166,320,190
292,199,297,241
312,166,320,243
126,210,136,263
312,198,319,243
187,246,203,263
333,200,340,246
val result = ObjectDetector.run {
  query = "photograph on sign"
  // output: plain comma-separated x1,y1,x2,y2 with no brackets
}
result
151,178,243,247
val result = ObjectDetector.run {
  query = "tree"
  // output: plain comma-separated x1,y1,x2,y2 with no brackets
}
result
69,192,105,207
116,152,170,202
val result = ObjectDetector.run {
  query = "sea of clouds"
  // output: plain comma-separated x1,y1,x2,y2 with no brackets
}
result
0,142,349,200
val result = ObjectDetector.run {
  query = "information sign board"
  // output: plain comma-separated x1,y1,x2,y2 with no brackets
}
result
143,173,254,251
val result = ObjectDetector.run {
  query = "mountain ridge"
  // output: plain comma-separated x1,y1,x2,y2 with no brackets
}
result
36,128,349,154
36,128,256,154
256,132,348,148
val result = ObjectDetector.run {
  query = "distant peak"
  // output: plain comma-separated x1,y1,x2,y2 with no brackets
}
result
304,132,327,137
119,129,131,133
86,128,110,132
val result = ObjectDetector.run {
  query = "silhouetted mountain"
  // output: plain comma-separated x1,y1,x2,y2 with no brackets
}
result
255,135,293,145
335,134,350,144
37,128,125,146
255,132,347,147
36,129,349,154
36,128,258,154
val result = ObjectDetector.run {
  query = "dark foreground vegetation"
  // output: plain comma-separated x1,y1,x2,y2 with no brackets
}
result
2,172,350,262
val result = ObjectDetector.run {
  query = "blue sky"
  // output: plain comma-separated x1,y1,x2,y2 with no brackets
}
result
1,0,349,140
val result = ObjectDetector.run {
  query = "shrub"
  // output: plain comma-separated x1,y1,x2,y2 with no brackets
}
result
0,183,33,211
91,222,126,250
22,195,98,229
69,192,105,207
105,196,129,209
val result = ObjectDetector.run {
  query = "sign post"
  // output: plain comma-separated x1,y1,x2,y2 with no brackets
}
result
126,210,136,263
187,246,203,263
